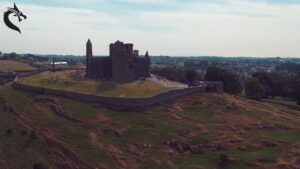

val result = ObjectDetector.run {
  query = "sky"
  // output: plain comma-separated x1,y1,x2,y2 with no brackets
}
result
0,0,300,57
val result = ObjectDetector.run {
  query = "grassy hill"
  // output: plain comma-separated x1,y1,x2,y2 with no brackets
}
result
18,71,178,98
0,83,300,169
0,60,38,72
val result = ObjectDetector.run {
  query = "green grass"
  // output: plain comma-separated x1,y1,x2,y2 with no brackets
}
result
230,147,282,166
0,108,56,169
0,60,37,71
98,129,123,145
2,85,118,168
99,80,172,97
19,71,174,98
265,97,297,106
171,153,218,169
59,97,101,119
2,84,300,169
259,129,300,143
177,103,221,124
168,147,282,169
101,109,193,143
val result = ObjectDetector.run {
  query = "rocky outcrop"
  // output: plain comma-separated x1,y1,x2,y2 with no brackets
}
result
165,139,203,154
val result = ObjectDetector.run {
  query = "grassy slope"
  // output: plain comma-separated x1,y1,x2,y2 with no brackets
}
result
264,97,298,106
19,71,174,97
0,60,37,71
0,84,300,169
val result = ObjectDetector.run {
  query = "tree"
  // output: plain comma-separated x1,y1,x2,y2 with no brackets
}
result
205,66,223,81
244,77,265,100
151,67,187,83
185,69,198,84
222,70,243,94
290,74,300,105
252,72,273,98
270,72,291,98
205,66,242,94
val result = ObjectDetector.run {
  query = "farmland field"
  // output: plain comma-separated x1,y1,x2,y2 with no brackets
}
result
0,60,38,71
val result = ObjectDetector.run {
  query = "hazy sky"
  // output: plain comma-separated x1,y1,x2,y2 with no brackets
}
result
0,0,300,57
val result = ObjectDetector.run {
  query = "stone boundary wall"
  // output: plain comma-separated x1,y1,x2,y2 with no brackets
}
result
12,82,209,107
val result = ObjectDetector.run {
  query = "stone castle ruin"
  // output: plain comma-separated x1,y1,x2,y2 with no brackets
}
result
86,39,151,83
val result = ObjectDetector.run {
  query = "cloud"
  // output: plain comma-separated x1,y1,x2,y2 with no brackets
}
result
116,0,175,4
0,0,300,57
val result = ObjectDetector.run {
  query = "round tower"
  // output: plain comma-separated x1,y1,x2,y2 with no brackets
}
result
86,39,93,78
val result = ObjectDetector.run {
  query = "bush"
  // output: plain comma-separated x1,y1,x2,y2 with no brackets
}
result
20,130,27,136
219,153,229,164
30,131,37,140
185,69,198,84
33,163,48,169
5,129,13,135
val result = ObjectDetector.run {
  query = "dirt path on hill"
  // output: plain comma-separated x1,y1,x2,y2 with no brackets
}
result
89,132,102,147
35,96,81,123
16,112,97,169
167,96,199,123
89,132,128,168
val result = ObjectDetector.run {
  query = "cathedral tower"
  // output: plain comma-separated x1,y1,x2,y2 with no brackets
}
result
86,39,93,78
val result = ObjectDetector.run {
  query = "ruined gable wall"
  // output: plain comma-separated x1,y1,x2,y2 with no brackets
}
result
91,57,112,79
134,57,150,79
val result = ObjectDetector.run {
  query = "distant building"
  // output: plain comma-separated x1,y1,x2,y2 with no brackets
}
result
86,39,151,83
33,61,68,70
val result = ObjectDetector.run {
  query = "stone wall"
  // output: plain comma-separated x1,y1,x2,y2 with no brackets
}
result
134,57,150,79
12,82,209,107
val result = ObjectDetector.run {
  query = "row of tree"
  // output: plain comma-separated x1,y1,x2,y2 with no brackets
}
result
205,66,300,105
152,66,300,105
152,67,203,84
244,72,300,104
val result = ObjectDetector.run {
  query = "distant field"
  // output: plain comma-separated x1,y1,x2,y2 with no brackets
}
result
0,60,38,71
18,71,176,97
